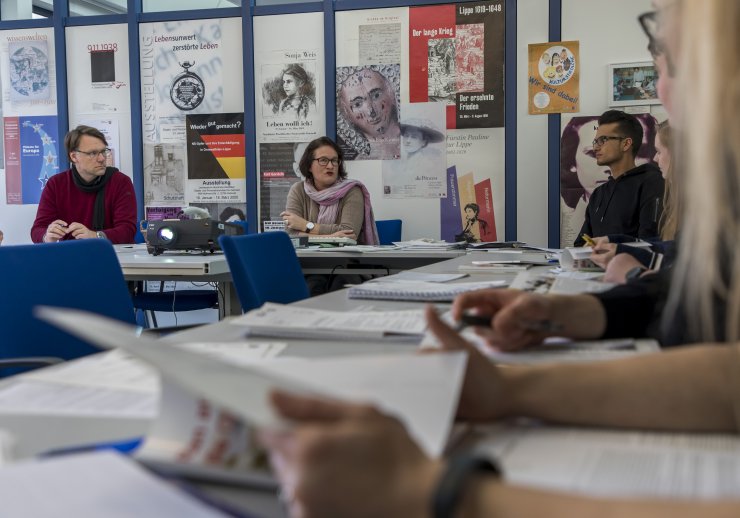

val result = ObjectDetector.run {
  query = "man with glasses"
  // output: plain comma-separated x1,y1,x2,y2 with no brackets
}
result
31,125,136,244
573,109,664,246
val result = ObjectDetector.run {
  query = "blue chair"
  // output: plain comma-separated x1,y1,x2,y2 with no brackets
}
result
0,240,136,374
375,219,402,245
131,228,219,328
219,232,309,313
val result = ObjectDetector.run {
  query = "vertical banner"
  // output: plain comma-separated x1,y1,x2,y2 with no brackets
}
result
259,142,303,230
185,112,245,203
4,115,59,205
528,41,580,115
139,18,244,209
409,1,505,129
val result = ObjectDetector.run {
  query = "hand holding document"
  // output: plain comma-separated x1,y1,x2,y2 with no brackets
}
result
36,307,468,458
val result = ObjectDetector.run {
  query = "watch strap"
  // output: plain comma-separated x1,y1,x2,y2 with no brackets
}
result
432,454,502,518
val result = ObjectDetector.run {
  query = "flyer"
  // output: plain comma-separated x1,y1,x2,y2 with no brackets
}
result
4,115,59,205
528,41,580,115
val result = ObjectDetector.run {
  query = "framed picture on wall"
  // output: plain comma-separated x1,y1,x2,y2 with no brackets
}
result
608,61,660,106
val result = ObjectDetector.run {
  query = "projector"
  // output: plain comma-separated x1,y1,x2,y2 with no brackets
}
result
145,219,244,255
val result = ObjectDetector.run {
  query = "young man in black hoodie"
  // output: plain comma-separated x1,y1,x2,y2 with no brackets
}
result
573,110,664,246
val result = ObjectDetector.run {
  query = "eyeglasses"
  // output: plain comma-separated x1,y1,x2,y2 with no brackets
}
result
592,136,627,148
75,148,112,159
638,12,663,58
313,157,341,167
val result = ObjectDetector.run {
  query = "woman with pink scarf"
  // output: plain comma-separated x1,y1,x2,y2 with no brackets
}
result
281,136,379,245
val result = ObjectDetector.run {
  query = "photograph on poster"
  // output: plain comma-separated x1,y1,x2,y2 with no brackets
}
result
440,165,497,243
143,142,186,206
261,62,317,120
559,113,658,247
336,64,401,161
427,38,456,104
608,61,660,106
259,141,305,230
189,202,246,223
90,49,115,83
8,40,50,101
382,102,446,198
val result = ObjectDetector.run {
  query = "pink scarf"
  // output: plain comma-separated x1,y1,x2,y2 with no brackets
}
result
303,178,379,245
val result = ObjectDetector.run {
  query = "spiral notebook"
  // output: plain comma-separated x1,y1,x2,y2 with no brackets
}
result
347,280,507,302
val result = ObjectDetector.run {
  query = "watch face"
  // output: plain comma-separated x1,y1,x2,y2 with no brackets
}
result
306,222,315,231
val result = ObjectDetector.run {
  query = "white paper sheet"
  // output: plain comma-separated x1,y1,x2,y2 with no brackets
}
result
476,425,740,499
0,451,227,517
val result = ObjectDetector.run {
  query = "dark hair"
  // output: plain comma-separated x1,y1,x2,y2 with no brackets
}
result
597,109,644,157
282,64,309,87
560,114,658,209
65,125,108,157
464,203,480,216
219,206,245,222
298,136,348,185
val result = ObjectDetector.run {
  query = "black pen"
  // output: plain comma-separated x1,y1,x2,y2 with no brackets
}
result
454,313,492,331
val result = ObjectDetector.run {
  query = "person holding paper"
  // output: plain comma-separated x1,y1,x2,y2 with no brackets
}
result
281,136,379,245
30,125,136,244
260,308,740,518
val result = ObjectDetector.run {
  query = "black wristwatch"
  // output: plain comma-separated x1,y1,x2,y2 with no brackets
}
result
432,453,502,518
625,265,647,282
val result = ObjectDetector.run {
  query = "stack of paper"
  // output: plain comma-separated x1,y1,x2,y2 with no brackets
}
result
231,303,428,340
348,280,507,302
458,261,533,273
392,239,465,250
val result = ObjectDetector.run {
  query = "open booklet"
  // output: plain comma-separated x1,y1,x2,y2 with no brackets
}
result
36,307,467,468
231,302,428,341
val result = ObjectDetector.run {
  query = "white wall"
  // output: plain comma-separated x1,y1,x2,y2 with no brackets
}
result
515,0,549,247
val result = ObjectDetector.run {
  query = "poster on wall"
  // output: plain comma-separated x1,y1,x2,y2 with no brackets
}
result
257,50,321,143
336,63,402,161
559,113,658,247
185,112,245,203
4,115,59,205
440,127,504,242
0,28,56,118
139,18,244,210
409,1,505,129
259,142,304,231
528,41,580,115
382,102,447,198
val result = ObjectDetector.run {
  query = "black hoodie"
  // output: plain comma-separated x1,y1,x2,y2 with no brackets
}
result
574,163,664,246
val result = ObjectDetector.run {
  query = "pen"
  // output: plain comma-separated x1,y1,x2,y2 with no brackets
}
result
581,234,596,247
454,313,564,333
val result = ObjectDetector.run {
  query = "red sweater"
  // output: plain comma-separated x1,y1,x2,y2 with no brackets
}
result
31,169,137,244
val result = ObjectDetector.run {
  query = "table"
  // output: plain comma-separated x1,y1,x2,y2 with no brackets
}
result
296,248,466,275
114,244,239,318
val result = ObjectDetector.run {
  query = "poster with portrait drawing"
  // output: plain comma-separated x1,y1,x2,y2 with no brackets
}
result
382,102,447,198
258,50,321,143
528,41,580,115
559,113,658,247
336,64,401,161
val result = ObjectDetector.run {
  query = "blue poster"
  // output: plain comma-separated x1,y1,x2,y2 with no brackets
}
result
5,116,60,205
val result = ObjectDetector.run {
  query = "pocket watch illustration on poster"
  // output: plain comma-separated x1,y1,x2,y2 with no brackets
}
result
170,61,205,111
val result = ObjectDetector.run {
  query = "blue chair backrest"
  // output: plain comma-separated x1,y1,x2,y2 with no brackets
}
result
0,240,136,362
375,219,402,245
219,232,309,313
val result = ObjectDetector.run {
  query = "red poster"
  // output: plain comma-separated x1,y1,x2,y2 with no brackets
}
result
474,179,497,241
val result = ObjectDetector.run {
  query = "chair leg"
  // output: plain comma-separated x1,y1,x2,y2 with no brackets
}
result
149,310,158,328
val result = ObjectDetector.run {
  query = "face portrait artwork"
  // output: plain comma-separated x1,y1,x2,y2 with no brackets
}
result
261,62,317,120
559,113,659,245
336,64,401,161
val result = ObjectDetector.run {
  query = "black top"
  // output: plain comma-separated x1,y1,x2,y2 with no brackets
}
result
574,163,664,246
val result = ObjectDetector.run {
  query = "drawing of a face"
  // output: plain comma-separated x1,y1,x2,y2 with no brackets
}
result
340,69,397,138
402,127,426,156
283,73,300,97
551,54,561,66
542,52,550,64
